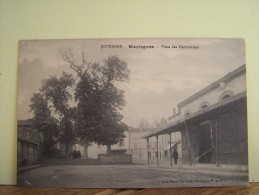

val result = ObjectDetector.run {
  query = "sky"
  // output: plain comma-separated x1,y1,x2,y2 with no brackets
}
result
17,38,245,127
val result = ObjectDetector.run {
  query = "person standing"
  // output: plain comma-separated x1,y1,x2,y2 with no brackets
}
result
172,147,178,165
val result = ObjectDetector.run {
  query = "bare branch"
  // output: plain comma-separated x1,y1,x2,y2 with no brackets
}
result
59,48,84,77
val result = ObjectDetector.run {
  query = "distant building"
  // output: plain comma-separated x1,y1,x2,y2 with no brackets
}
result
17,120,42,166
77,128,151,161
143,64,247,167
79,127,172,163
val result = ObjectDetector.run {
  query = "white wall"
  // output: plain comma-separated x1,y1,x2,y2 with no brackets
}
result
180,73,246,116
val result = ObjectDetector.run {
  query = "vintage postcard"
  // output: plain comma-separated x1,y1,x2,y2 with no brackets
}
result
17,38,248,188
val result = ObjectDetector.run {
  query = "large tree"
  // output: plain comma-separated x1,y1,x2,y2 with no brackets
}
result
61,50,130,153
30,50,130,157
30,72,76,157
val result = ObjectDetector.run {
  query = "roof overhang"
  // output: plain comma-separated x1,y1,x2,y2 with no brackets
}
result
143,91,246,139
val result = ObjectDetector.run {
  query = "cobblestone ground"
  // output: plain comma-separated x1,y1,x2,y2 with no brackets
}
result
17,165,247,188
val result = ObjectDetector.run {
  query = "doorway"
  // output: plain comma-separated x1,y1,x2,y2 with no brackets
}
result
199,122,212,163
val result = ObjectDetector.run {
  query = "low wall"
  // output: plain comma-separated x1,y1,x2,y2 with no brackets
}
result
39,158,100,165
98,154,133,165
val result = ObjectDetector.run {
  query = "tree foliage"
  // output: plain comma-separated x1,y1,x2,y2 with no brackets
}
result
154,117,168,130
29,92,59,157
138,117,168,132
30,50,130,156
30,72,75,157
40,72,76,146
60,50,130,150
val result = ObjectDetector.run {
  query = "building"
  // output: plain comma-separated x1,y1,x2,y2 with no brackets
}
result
79,127,171,163
143,64,247,167
17,120,42,166
77,128,152,161
17,121,157,163
127,128,163,163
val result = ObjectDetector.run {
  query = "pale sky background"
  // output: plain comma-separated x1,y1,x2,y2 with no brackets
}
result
17,39,245,127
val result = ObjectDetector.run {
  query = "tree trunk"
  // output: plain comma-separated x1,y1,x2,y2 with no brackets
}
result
83,141,89,158
107,144,111,154
65,143,70,158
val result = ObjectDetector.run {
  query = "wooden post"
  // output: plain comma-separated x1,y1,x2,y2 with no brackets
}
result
184,120,192,166
27,143,29,164
21,142,24,161
128,131,131,154
146,138,149,166
156,135,159,166
169,132,172,166
32,146,34,165
215,121,219,167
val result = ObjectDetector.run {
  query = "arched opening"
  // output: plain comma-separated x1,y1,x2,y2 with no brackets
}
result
222,94,231,100
219,91,233,101
184,110,192,116
199,102,210,110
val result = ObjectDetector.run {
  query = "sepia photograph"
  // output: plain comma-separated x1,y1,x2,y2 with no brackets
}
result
17,38,248,188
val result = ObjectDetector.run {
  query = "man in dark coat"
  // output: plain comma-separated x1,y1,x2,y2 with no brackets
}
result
172,148,178,165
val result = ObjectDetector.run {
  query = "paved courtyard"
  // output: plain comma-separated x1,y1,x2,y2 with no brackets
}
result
17,165,247,188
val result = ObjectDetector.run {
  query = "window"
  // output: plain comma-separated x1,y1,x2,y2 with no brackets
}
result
119,139,124,147
199,102,209,110
222,95,231,100
184,110,192,116
148,142,151,149
219,91,233,101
